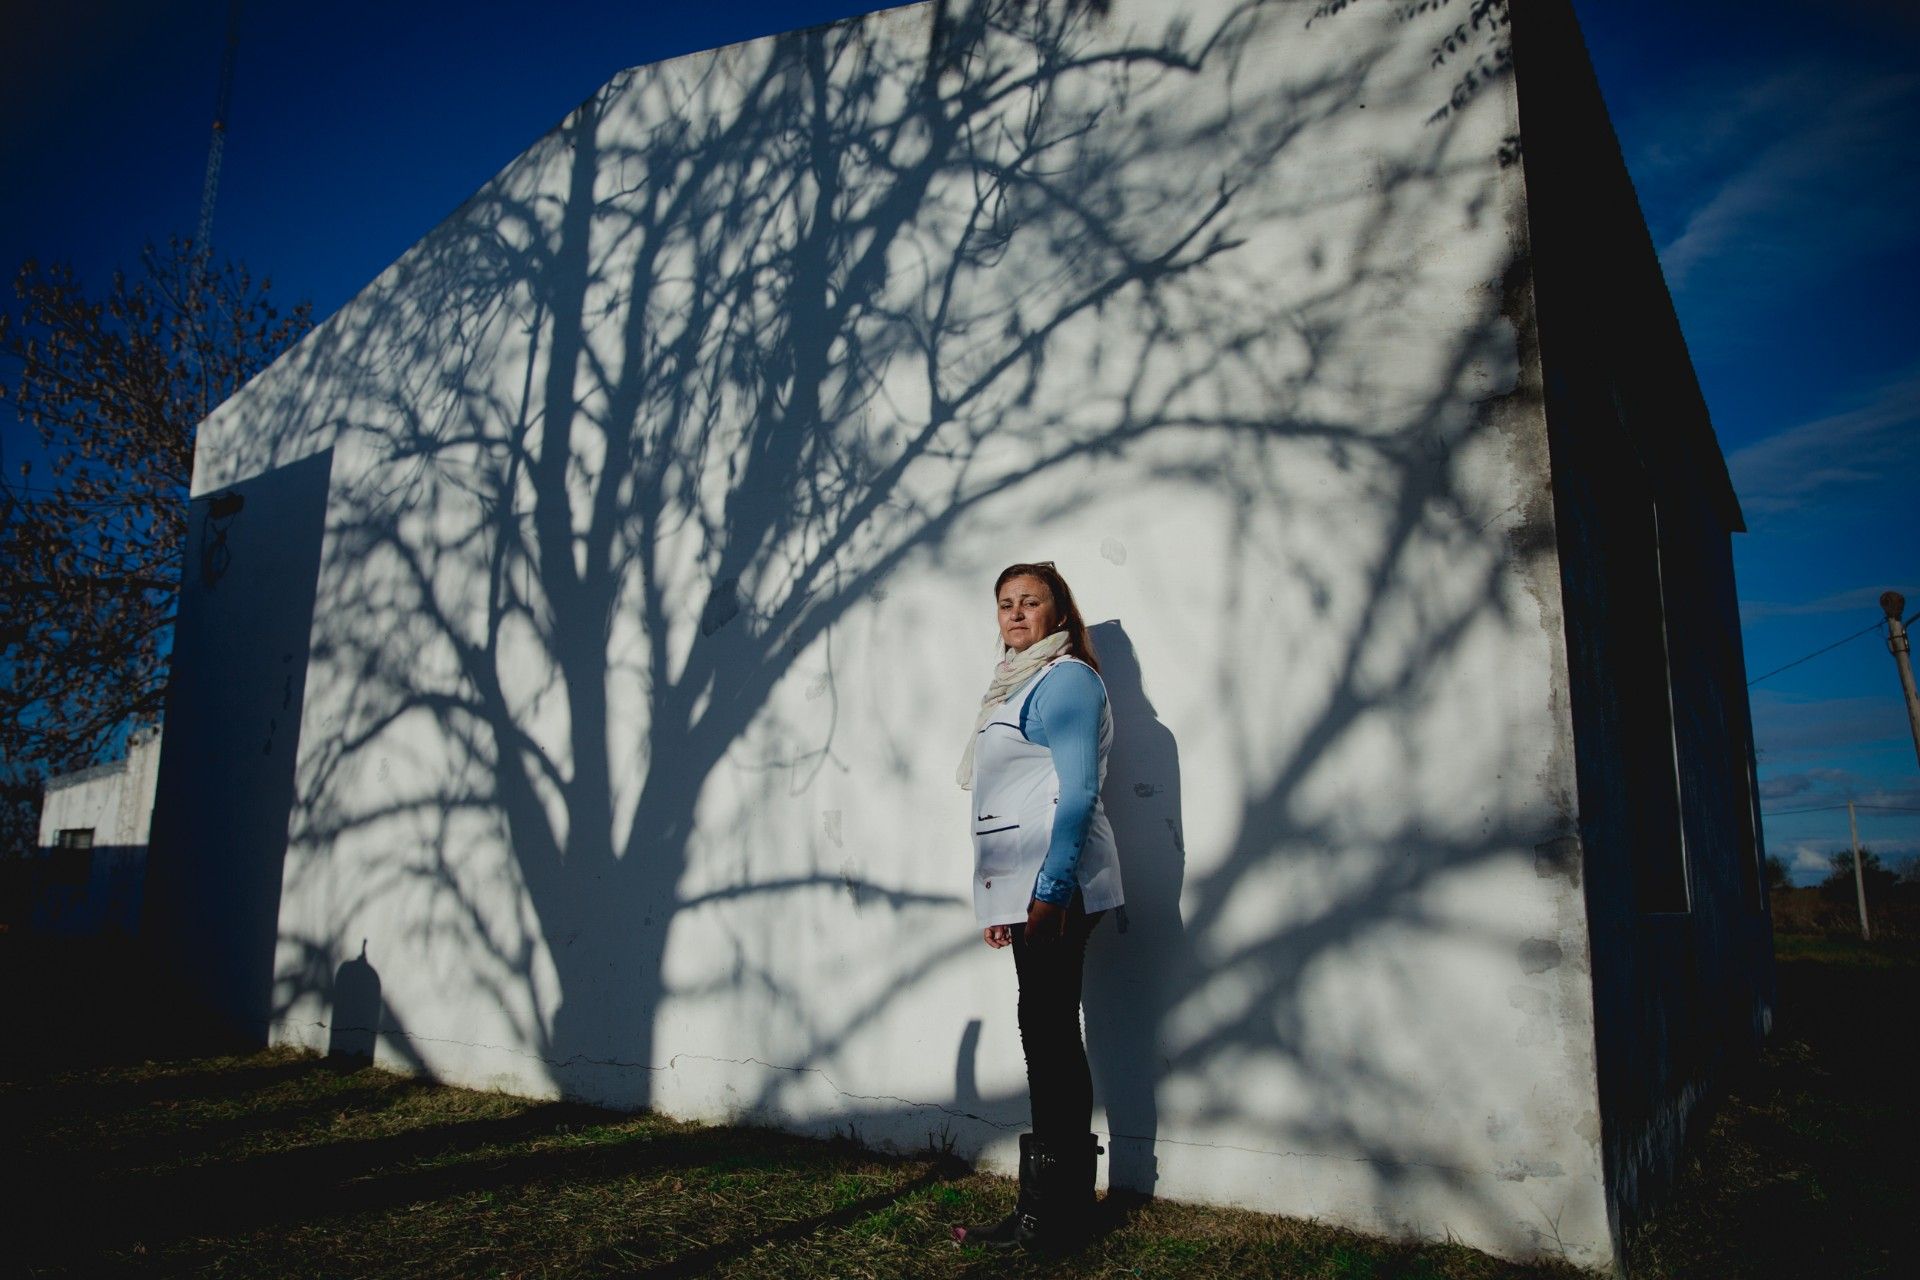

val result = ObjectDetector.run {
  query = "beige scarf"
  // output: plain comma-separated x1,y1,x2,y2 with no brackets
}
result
956,628,1072,790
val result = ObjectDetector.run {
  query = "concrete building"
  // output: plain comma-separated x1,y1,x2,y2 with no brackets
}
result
28,728,161,934
141,1,1771,1266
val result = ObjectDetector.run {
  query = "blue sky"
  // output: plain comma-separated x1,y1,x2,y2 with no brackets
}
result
1581,0,1920,881
2,1,1914,883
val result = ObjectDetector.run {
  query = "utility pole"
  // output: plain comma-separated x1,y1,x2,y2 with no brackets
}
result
1882,591,1920,769
1848,800,1871,942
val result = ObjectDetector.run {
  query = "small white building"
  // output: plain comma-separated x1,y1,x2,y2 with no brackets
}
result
142,1,1772,1267
32,728,161,935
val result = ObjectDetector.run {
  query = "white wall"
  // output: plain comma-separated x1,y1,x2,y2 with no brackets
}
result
182,0,1609,1263
34,730,161,933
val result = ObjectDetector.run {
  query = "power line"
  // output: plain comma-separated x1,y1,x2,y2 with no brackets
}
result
1747,616,1887,687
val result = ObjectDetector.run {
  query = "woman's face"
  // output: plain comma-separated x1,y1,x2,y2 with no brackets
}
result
997,574,1061,652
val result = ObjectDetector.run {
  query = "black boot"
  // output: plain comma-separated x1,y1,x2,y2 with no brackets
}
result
1015,1133,1102,1255
951,1132,1038,1250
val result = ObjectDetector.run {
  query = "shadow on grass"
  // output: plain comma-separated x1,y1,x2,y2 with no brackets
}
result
604,1162,959,1279
1622,942,1918,1279
1091,1186,1155,1242
4,1050,327,1110
31,1064,444,1177
23,937,1908,1277
13,1036,965,1279
8,1031,1600,1279
17,1096,642,1263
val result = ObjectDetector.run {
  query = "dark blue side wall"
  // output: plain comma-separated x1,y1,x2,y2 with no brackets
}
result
1511,0,1776,1251
143,449,334,1043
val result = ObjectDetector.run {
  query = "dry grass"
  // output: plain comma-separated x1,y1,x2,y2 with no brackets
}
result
5,927,1911,1278
1619,931,1916,1279
1767,883,1920,942
3,1040,1593,1279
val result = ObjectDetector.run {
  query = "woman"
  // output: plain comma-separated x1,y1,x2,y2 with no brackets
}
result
951,561,1123,1254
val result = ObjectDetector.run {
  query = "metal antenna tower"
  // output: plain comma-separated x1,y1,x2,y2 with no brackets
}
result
195,0,244,261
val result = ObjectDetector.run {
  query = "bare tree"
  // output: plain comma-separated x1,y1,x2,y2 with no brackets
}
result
0,239,312,774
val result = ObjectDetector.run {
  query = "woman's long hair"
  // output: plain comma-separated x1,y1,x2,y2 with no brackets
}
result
994,561,1100,673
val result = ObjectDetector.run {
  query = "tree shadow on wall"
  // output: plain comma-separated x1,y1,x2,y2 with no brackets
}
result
257,0,1286,1095
217,0,1566,1252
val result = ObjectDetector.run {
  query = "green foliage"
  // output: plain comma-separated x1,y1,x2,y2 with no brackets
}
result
1764,853,1791,892
0,763,41,860
1820,846,1899,903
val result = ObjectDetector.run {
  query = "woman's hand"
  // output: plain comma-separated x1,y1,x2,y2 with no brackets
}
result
1025,896,1066,944
982,924,1013,948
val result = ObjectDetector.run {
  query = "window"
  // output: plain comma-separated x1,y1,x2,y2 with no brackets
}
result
1594,402,1691,914
1738,739,1766,909
52,828,94,886
1551,377,1699,917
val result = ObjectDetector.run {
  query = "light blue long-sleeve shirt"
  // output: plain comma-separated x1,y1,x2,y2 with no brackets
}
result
1018,661,1106,906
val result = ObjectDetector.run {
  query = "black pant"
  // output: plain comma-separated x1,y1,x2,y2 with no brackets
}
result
1009,895,1104,1140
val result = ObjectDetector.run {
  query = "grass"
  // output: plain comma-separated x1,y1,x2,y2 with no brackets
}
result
3,927,1912,1278
3,1040,1584,1280
1618,931,1915,1279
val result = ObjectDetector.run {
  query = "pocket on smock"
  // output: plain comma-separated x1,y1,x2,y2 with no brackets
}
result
973,822,1023,878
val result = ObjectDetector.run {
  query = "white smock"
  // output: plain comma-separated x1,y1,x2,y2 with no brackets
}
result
969,655,1125,926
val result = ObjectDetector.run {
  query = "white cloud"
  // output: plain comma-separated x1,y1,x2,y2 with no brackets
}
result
1785,843,1833,875
1757,767,1863,802
1644,68,1920,292
1771,837,1920,886
1741,585,1911,622
1758,773,1812,800
1750,690,1911,756
1857,783,1920,810
1726,371,1920,518
1630,70,1812,178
